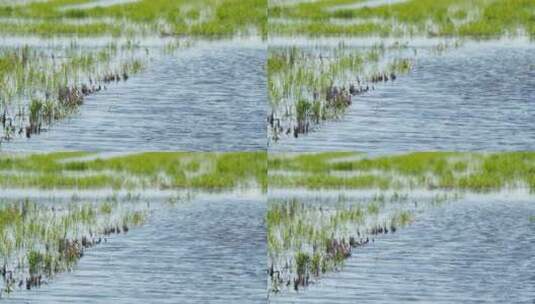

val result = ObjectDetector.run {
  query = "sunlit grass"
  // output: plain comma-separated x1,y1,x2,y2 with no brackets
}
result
269,0,535,38
268,43,413,139
269,152,535,192
0,197,149,293
267,193,452,292
0,0,266,37
0,151,267,190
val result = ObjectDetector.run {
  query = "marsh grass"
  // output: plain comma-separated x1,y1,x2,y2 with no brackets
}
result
268,0,535,38
0,198,149,293
0,0,266,37
268,43,414,140
267,193,452,292
268,152,535,192
0,41,156,141
0,151,267,190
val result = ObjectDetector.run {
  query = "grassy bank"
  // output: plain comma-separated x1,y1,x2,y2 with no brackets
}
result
0,0,266,37
269,0,535,38
0,151,267,191
269,151,535,191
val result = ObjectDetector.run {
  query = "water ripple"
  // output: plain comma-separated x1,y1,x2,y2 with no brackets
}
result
4,44,267,152
270,198,535,303
272,44,535,152
7,197,267,303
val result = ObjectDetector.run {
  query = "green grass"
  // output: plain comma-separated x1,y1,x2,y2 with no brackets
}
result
0,198,149,293
269,0,535,38
0,0,266,37
269,152,535,192
0,42,150,140
268,44,413,139
0,151,267,190
267,195,429,292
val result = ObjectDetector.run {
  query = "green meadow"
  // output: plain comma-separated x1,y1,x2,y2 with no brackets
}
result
0,151,267,190
269,151,535,191
269,0,535,38
0,0,267,37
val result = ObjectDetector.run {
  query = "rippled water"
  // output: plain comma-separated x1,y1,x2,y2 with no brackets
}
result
270,197,535,303
2,40,266,152
6,194,267,303
271,42,535,152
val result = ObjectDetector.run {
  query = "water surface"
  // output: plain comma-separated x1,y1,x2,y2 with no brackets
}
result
271,42,535,152
6,195,267,303
270,197,535,303
3,40,266,152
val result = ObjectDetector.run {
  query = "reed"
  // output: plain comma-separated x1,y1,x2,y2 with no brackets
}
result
267,193,450,292
268,43,414,140
0,41,153,141
0,198,149,293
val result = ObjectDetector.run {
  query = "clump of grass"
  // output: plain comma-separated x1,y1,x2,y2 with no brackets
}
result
268,43,415,140
294,251,311,288
0,198,149,293
267,193,438,292
27,250,44,276
0,42,156,141
0,0,266,38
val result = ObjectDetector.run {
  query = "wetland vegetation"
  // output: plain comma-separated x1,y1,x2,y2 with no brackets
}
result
269,0,535,38
268,151,535,295
0,41,154,143
267,192,456,293
0,196,150,296
0,151,265,299
269,151,535,192
268,42,414,140
0,0,265,149
0,151,267,190
0,0,266,37
267,0,532,148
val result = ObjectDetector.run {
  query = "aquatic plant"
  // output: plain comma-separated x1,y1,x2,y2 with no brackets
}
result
0,151,267,191
0,198,150,294
268,43,415,140
0,42,154,141
267,193,449,292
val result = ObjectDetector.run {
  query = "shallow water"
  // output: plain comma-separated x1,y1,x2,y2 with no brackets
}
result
2,41,266,152
271,42,535,152
60,0,140,10
5,195,267,303
270,197,535,303
328,0,408,11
